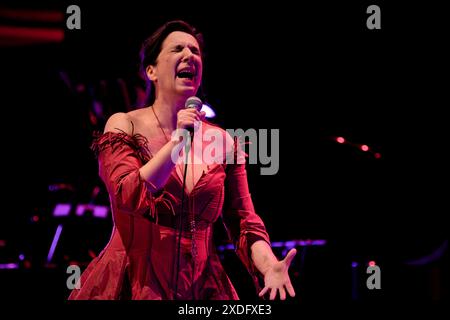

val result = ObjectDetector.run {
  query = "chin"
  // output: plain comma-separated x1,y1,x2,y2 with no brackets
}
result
178,88,198,97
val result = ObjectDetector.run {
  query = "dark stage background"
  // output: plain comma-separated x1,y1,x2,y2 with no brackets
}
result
0,1,448,303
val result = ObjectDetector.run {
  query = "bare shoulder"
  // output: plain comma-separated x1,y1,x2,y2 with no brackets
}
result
103,112,133,134
127,107,148,121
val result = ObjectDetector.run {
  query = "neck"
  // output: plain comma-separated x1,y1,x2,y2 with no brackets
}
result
151,95,186,132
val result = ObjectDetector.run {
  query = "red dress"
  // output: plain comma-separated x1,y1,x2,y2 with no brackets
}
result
68,122,270,300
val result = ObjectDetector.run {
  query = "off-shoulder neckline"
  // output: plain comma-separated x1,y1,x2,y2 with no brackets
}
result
91,130,151,162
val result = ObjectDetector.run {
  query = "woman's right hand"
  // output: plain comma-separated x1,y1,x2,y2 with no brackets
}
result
176,108,206,131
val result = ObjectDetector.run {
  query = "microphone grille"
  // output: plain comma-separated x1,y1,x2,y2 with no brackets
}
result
185,96,203,111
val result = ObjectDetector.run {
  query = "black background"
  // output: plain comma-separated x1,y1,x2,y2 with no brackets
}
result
0,0,448,303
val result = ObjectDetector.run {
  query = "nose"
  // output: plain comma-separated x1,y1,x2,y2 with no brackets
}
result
181,47,195,62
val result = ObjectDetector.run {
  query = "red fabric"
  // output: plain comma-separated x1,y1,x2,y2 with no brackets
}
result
68,124,270,300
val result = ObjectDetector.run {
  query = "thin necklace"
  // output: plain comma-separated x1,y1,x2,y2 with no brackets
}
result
151,104,195,224
151,106,170,143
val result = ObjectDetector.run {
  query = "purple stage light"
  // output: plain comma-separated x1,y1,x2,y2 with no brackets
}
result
53,203,71,217
217,239,327,253
47,224,63,263
0,263,19,270
93,205,108,218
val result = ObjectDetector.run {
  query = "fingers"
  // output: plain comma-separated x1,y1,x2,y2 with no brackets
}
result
183,112,201,122
269,288,277,300
279,287,286,300
261,285,295,300
177,109,204,130
286,281,295,297
181,108,203,117
284,248,297,266
259,286,269,297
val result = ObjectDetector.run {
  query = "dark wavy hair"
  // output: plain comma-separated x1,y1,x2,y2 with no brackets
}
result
140,20,204,105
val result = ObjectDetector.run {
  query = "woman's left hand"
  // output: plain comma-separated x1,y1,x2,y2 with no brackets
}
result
259,248,297,300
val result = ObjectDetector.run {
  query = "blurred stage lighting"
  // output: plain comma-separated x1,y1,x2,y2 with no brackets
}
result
201,103,216,118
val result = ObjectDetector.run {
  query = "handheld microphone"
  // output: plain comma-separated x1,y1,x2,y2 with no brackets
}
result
185,96,202,111
184,96,202,135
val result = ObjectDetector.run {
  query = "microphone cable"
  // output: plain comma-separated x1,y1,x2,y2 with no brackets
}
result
173,96,202,300
174,131,195,300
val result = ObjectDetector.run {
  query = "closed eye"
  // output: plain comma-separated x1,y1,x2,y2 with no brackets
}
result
172,44,200,55
189,46,200,55
172,45,184,52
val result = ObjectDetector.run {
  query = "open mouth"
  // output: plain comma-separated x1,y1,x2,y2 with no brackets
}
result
176,67,196,81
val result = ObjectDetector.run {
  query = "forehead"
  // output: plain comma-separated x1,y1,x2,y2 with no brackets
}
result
162,31,200,49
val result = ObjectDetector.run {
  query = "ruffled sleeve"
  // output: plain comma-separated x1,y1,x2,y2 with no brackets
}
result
222,136,271,293
91,131,156,218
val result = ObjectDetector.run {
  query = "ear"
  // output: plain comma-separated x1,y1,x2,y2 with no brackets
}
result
146,65,157,82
